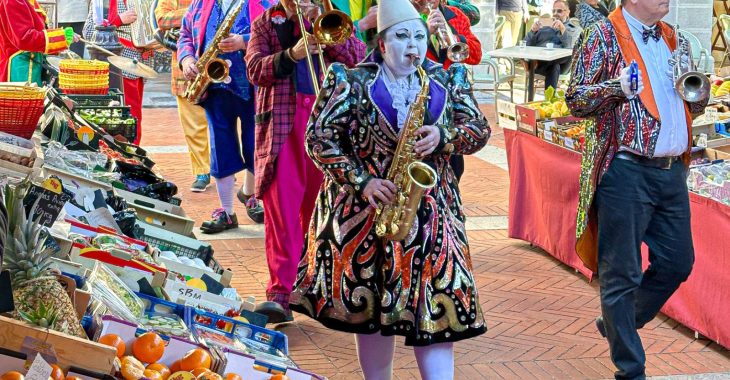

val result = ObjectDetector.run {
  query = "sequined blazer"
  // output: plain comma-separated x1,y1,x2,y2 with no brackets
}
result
565,11,707,273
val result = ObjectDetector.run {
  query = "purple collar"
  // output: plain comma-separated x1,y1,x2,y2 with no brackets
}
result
370,70,447,131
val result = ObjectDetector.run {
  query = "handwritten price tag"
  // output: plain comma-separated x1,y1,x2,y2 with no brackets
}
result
544,130,553,142
25,354,52,380
564,137,575,150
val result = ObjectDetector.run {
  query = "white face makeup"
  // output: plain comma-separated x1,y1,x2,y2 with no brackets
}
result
381,19,428,77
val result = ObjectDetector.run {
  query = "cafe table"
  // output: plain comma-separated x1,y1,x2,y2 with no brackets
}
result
487,46,573,102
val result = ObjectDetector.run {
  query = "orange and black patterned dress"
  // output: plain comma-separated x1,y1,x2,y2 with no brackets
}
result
289,57,490,346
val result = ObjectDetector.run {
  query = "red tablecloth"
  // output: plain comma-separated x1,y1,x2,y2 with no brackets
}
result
505,128,730,348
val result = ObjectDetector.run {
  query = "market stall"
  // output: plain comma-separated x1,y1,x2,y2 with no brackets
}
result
0,60,323,378
503,92,730,349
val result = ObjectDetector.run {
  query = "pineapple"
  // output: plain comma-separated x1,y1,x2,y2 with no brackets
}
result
2,180,86,338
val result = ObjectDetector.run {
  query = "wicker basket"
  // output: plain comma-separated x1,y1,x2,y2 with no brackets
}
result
0,85,46,140
59,60,110,95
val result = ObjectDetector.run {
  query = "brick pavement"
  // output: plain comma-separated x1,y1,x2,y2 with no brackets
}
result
140,105,730,379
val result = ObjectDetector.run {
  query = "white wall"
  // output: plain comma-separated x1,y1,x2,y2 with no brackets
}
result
663,0,713,50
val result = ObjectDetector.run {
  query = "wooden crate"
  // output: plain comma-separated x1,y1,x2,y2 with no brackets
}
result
496,100,517,131
0,316,116,373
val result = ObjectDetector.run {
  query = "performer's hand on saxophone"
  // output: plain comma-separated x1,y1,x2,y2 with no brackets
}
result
218,34,246,53
181,56,199,80
414,125,440,158
363,179,397,208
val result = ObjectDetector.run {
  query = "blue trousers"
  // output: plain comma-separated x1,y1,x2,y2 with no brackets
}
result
201,88,256,179
595,157,694,380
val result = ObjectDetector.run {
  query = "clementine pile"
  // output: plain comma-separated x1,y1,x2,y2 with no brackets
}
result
99,333,126,358
132,332,165,363
179,348,211,371
0,372,24,380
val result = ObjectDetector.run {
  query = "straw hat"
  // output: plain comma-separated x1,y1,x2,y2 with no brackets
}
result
377,0,422,33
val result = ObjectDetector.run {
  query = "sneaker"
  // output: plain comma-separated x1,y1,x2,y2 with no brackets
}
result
596,316,607,338
200,208,238,234
191,174,211,192
237,187,265,224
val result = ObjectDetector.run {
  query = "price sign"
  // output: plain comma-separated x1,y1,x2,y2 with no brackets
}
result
544,130,553,142
25,354,52,380
697,133,708,148
706,108,719,123
564,137,575,150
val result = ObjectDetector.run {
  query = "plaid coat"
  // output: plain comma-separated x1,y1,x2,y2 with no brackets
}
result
245,4,366,198
177,0,251,66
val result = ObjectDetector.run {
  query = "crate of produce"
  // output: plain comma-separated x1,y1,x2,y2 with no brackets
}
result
135,221,213,265
496,99,518,130
62,88,124,106
185,308,289,354
137,292,186,317
76,106,137,143
0,131,44,177
0,84,46,140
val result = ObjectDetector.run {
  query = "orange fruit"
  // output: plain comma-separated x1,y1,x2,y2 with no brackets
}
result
269,375,290,380
143,369,163,380
1,372,24,380
197,372,221,380
99,333,127,358
50,364,65,380
66,377,83,380
169,360,182,372
120,356,145,380
179,348,211,370
190,369,210,377
146,364,171,380
132,332,165,364
224,374,242,380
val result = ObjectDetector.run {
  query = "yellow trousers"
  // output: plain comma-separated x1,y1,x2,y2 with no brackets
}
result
176,96,211,176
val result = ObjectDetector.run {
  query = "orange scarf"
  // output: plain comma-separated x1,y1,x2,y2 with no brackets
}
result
607,7,692,136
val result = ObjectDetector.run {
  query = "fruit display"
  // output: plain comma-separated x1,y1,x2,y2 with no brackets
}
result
523,86,571,119
2,180,87,338
712,79,730,97
78,108,136,126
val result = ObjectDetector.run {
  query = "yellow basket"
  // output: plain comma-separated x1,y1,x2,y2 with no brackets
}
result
59,59,110,95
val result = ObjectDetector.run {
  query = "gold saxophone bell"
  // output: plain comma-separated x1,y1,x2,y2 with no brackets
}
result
427,3,469,63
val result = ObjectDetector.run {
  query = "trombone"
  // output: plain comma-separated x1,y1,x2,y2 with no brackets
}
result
295,0,353,96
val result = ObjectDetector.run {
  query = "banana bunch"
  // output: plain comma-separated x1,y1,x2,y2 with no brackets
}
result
713,80,730,97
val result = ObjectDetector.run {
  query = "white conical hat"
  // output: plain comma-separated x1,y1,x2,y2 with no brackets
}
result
377,0,422,33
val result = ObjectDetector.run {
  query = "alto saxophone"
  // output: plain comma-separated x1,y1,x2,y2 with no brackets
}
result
183,0,243,104
374,63,438,241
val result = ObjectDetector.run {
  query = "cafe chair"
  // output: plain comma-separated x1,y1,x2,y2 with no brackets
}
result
678,29,714,74
472,55,516,103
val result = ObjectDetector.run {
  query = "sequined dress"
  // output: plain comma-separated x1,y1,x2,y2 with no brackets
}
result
289,57,491,346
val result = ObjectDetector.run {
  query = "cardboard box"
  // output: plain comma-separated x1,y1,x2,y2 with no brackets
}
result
129,201,195,236
222,349,325,380
158,256,233,286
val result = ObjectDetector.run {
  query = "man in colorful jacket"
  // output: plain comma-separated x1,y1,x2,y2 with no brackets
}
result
0,0,72,85
566,1,707,378
179,0,265,233
155,0,212,192
245,0,365,323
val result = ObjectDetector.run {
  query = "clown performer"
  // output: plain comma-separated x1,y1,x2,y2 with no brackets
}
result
289,0,490,378
245,0,366,323
0,0,75,85
179,0,266,233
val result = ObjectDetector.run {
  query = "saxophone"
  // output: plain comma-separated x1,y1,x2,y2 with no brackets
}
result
374,63,438,241
183,0,243,104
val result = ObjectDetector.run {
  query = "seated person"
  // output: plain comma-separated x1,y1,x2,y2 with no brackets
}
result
525,3,578,90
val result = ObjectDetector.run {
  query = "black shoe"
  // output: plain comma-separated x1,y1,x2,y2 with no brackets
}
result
254,301,293,324
200,208,238,234
237,187,265,224
596,316,607,338
191,174,211,192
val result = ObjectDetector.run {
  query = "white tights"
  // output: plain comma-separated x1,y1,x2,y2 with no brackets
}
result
215,171,255,215
355,333,454,380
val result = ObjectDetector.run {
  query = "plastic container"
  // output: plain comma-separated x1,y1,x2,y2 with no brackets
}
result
135,222,213,264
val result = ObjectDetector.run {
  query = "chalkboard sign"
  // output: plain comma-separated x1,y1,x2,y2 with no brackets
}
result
23,183,70,227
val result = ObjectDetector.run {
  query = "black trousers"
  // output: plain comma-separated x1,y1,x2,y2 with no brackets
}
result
595,157,694,380
58,22,85,57
535,56,572,90
450,154,464,182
